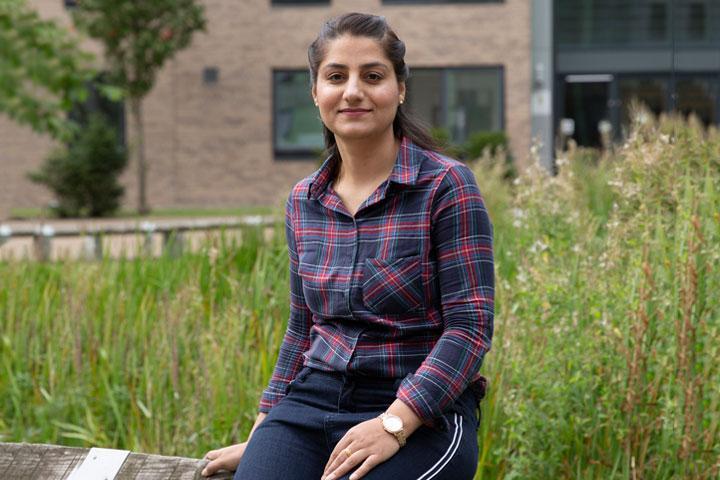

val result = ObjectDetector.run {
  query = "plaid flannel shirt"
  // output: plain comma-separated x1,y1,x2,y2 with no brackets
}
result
259,137,494,426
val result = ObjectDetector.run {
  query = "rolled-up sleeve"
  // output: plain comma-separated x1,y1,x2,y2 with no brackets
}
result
258,194,313,413
396,163,494,424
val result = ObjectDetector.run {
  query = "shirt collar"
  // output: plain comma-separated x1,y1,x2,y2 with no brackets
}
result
307,136,422,199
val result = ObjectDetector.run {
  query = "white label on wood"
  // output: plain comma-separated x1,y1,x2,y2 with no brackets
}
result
66,447,130,480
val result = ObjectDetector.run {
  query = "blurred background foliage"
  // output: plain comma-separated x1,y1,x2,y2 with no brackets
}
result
0,0,94,140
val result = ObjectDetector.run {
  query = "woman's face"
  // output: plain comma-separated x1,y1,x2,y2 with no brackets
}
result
312,34,406,143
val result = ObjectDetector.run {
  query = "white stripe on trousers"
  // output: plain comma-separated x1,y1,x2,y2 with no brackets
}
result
416,413,463,480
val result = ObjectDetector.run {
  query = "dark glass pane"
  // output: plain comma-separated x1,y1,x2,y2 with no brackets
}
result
619,77,668,126
563,81,610,148
383,0,502,4
446,70,501,143
676,77,716,125
686,2,706,40
272,0,329,4
648,2,667,41
557,0,720,47
274,71,323,154
407,68,503,145
406,69,443,130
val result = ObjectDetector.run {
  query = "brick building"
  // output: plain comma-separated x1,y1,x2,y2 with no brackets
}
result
0,0,533,219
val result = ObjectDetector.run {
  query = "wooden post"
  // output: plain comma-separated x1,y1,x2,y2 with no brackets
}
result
140,222,155,257
162,229,184,258
0,224,10,247
82,233,103,261
33,224,54,262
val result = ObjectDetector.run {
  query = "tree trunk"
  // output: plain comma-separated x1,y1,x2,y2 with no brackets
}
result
130,97,149,215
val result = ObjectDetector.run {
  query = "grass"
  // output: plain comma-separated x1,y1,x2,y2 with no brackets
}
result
1,110,718,479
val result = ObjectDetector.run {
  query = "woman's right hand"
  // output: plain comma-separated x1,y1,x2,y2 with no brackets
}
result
201,442,248,477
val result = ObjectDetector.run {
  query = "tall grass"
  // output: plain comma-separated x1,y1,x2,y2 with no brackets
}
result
473,110,719,479
0,111,718,478
0,226,290,455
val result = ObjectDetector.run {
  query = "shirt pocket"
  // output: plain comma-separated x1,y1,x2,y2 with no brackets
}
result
362,255,425,315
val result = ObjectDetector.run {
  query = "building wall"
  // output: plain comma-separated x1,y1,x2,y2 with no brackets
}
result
0,0,531,218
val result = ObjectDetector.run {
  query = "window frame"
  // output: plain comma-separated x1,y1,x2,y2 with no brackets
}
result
406,65,505,143
382,0,503,4
272,68,324,161
270,0,330,6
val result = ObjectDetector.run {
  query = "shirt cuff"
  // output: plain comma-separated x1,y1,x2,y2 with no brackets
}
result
396,374,451,431
258,384,286,413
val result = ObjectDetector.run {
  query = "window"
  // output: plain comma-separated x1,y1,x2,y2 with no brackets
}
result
687,2,706,41
69,73,126,148
273,70,324,158
271,0,329,4
383,0,502,4
648,2,668,41
406,67,503,145
619,77,668,127
64,0,77,7
203,66,219,86
676,77,716,126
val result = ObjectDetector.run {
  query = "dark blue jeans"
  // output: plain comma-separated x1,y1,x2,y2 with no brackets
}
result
233,367,481,480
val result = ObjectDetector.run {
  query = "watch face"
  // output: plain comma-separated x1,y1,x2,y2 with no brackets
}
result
384,416,403,433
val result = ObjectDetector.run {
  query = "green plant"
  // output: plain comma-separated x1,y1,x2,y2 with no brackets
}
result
72,0,206,214
0,0,94,140
465,131,515,179
464,131,509,159
29,114,128,217
430,127,465,159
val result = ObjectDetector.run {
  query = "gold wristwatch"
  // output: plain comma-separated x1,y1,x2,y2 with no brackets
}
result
378,412,406,447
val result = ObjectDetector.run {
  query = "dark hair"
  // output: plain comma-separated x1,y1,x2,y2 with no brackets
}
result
308,12,441,166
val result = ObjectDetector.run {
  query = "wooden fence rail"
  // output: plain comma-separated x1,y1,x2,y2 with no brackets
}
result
0,442,233,479
0,216,277,261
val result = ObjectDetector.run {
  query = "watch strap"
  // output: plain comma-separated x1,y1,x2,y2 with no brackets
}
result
378,412,407,447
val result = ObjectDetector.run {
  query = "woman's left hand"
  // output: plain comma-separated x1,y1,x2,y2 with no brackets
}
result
321,417,400,480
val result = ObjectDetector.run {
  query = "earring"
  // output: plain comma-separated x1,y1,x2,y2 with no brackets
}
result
399,97,404,105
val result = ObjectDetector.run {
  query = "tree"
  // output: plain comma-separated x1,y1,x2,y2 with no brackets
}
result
29,113,128,217
0,0,94,140
72,0,207,214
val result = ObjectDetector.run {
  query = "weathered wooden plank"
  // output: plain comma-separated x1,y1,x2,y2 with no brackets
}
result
0,442,234,479
32,445,87,479
169,458,204,480
3,443,46,478
133,453,181,479
172,457,233,480
115,452,149,479
61,447,91,479
0,442,24,473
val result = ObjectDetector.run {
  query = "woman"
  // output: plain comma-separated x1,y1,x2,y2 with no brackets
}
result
203,12,493,480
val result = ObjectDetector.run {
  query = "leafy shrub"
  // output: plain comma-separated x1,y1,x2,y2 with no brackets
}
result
464,130,509,159
29,113,128,217
430,127,465,160
431,128,515,179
